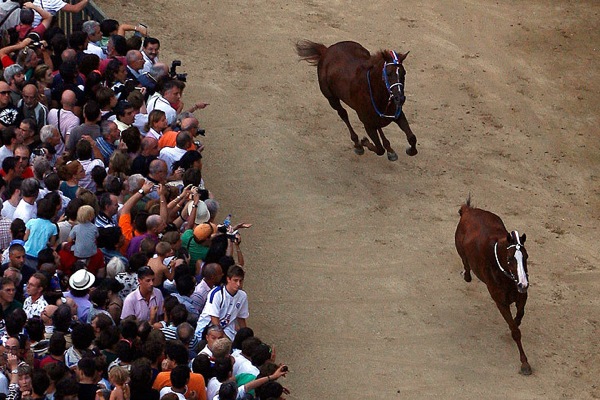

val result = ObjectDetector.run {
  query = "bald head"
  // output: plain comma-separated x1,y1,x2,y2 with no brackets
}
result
61,90,77,107
22,84,38,108
140,137,159,156
61,48,77,62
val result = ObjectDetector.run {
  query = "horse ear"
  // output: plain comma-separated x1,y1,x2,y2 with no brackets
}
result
506,233,512,243
520,233,526,244
398,51,409,62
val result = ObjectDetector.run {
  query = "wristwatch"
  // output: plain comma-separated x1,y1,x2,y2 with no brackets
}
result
191,203,198,208
10,369,18,374
138,189,145,195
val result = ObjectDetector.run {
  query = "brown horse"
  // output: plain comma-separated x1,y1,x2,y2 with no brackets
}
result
455,197,531,375
295,40,417,161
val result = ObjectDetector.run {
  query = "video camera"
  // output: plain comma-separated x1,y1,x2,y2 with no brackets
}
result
170,60,187,82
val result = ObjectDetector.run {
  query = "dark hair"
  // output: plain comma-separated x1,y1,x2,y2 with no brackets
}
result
97,226,122,250
143,37,160,48
128,252,148,273
213,356,233,382
142,337,165,365
121,127,141,153
76,139,93,160
25,316,45,342
119,318,138,341
173,151,202,172
136,265,154,279
48,332,67,356
111,35,127,56
79,54,101,77
6,177,22,197
1,156,16,173
89,289,109,309
68,31,87,50
256,381,284,400
58,60,78,83
36,197,56,220
31,369,50,396
251,342,272,368
92,166,107,188
129,357,153,390
170,365,190,389
132,211,148,233
191,354,213,382
169,304,188,326
6,309,26,337
231,327,254,351
104,175,124,196
71,322,95,350
52,305,73,333
100,19,119,37
98,277,124,294
96,86,115,109
115,339,135,362
96,325,120,350
165,340,188,366
218,381,238,400
77,357,96,378
55,376,79,400
64,198,83,221
44,172,60,191
182,167,202,187
227,265,245,280
83,100,101,121
175,275,194,297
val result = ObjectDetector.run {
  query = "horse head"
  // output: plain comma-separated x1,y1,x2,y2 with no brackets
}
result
382,50,409,108
495,231,529,293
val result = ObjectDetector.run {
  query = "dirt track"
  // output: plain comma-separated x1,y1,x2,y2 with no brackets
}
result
103,1,600,398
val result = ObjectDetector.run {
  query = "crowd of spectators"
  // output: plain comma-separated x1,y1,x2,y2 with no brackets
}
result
0,1,289,399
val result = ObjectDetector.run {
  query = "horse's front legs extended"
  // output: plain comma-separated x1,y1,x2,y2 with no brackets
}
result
360,126,385,157
378,128,397,161
495,300,532,375
395,112,418,156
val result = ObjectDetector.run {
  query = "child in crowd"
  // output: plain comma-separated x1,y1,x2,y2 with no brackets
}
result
68,205,99,259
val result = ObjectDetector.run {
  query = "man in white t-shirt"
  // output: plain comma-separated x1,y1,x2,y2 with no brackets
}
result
12,178,39,223
158,131,191,175
195,265,249,341
82,20,106,60
32,0,89,27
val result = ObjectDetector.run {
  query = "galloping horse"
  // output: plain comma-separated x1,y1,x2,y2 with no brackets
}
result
295,40,417,161
455,197,532,375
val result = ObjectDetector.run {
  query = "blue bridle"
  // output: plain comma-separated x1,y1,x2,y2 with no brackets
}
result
367,50,404,119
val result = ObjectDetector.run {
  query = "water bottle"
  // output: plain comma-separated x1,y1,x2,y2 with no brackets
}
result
223,214,231,228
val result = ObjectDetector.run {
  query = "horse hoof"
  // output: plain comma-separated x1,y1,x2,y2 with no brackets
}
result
387,152,398,161
519,364,532,376
354,147,365,155
406,146,418,156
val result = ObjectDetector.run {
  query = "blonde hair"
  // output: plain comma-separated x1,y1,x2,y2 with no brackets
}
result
211,337,232,359
76,205,96,223
144,109,166,131
108,365,129,386
155,242,172,257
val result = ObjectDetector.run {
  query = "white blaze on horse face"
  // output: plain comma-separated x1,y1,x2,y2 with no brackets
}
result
512,232,529,292
514,248,528,292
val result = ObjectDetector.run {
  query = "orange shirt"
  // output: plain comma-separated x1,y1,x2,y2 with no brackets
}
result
158,129,196,151
152,372,207,400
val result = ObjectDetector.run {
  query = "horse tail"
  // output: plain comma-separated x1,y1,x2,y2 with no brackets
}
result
458,193,472,216
295,40,327,66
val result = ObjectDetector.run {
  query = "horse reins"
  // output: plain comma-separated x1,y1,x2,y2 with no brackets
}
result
367,50,404,119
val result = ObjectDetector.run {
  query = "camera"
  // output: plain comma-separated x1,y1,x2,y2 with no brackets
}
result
170,60,187,82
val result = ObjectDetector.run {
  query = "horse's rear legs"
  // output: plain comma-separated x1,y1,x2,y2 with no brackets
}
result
395,112,418,156
326,97,364,155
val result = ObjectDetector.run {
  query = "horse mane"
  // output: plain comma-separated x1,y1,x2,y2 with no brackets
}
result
370,50,389,68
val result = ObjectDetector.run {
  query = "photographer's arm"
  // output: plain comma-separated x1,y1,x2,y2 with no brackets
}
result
23,2,52,28
188,192,200,230
158,184,168,223
117,23,148,37
233,239,245,267
61,0,89,14
0,38,32,60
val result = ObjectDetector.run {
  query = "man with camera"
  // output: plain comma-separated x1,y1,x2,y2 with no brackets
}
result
147,78,209,126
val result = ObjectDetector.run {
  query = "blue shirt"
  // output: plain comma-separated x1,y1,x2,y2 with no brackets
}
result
24,218,57,257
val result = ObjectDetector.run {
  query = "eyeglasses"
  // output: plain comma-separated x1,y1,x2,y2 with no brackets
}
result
0,91,10,96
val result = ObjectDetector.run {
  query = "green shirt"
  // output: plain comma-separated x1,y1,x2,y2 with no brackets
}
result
181,229,209,272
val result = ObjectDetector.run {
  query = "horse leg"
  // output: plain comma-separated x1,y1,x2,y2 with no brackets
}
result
326,97,363,154
514,294,528,327
495,301,532,375
395,112,418,156
360,126,386,156
378,128,398,161
459,256,472,282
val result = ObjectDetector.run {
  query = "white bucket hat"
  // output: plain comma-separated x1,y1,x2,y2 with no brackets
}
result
186,200,210,224
69,269,95,291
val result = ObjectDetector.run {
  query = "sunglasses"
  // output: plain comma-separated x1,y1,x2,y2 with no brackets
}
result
15,156,28,161
0,91,10,96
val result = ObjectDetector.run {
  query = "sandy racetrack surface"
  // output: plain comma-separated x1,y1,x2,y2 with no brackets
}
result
102,1,600,398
